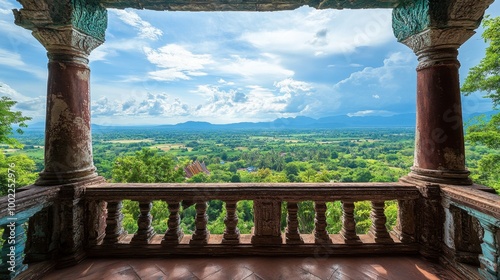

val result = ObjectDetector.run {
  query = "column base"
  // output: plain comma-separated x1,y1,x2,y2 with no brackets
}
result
36,167,101,186
406,167,472,186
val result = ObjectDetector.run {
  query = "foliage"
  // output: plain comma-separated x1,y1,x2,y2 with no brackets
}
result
12,126,497,235
0,153,37,195
462,15,500,193
0,95,31,148
462,16,500,107
112,148,185,183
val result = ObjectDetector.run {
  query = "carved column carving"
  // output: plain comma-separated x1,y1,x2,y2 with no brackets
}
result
13,0,107,185
416,184,443,261
314,201,332,244
25,207,56,262
393,0,493,185
286,201,304,244
340,201,360,244
251,200,282,246
190,201,210,245
369,201,393,244
442,205,483,266
161,201,184,246
131,201,155,245
222,201,240,244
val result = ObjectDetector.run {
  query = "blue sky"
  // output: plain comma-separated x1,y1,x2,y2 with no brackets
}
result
0,1,499,125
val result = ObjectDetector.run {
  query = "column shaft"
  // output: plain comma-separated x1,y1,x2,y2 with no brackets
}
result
38,53,97,185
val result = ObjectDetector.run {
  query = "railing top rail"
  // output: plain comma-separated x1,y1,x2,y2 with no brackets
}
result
85,182,419,201
441,184,500,221
0,185,60,223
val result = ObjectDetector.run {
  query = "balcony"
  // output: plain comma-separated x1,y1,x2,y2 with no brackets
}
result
1,181,499,279
3,0,499,279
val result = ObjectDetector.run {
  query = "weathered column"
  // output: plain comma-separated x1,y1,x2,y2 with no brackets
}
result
14,1,107,186
393,0,493,185
13,1,107,267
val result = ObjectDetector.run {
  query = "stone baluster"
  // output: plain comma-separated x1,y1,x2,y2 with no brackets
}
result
369,201,393,244
286,201,304,244
392,199,416,243
161,202,184,245
222,201,240,244
340,201,360,244
103,201,127,244
131,201,154,244
0,219,28,279
314,202,332,244
190,202,210,245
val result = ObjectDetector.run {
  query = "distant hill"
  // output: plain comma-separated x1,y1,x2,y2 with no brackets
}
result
24,111,497,131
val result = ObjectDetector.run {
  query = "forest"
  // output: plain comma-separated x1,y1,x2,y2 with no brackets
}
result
2,126,499,236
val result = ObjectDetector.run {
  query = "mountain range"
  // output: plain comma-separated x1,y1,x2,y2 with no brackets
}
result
25,111,497,131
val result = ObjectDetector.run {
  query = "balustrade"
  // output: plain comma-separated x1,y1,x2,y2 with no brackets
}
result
4,182,500,280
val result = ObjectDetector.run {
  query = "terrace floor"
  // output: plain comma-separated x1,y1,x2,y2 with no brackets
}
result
41,255,459,280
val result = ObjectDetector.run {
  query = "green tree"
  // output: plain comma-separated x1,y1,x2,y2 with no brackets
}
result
0,153,37,195
461,15,500,193
0,95,32,147
112,148,185,183
111,149,185,233
462,16,500,106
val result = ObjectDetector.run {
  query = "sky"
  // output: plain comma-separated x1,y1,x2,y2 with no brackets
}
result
0,1,499,126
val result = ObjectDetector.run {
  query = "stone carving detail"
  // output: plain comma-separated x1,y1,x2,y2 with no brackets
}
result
392,0,430,42
71,0,108,42
251,200,282,245
190,201,210,245
103,200,126,244
161,201,184,246
33,27,103,57
14,0,106,57
286,201,304,244
222,201,240,244
340,201,361,244
131,201,154,244
314,201,332,244
369,201,394,244
393,0,492,53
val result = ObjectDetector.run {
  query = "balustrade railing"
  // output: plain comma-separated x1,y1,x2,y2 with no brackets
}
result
2,182,500,280
0,185,59,280
84,182,420,256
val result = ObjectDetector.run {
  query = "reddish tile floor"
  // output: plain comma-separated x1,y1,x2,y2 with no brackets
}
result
41,256,459,280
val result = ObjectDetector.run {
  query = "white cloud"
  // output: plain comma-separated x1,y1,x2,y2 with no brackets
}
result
0,0,16,15
372,94,380,99
347,110,396,117
240,8,393,56
112,9,163,40
335,52,413,88
144,44,213,81
217,54,294,82
0,81,45,119
218,79,235,86
0,48,46,79
92,93,190,117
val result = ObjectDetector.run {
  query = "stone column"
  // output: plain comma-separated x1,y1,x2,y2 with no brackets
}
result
14,0,107,186
13,0,107,266
393,0,493,185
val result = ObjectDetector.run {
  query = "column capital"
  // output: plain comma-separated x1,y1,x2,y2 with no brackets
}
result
13,0,107,57
392,0,493,53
